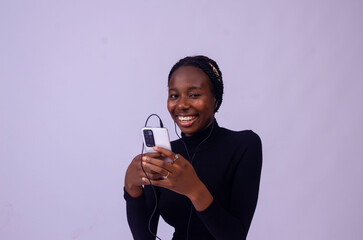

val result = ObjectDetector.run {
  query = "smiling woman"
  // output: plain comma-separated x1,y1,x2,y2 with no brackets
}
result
168,66,216,136
124,55,262,240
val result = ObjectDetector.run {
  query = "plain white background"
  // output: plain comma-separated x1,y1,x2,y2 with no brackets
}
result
1,0,363,239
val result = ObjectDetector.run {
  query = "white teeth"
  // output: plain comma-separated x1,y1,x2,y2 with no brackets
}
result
178,116,196,121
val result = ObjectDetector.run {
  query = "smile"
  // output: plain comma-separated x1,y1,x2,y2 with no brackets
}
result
178,116,196,121
177,115,198,127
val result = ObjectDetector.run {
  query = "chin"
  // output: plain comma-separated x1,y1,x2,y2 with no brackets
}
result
175,124,193,136
181,129,194,136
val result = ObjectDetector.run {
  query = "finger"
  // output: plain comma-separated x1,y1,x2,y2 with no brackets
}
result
143,172,163,180
141,176,153,185
142,177,169,187
143,152,162,158
141,166,163,179
153,147,183,165
143,155,174,172
133,152,161,165
143,161,170,176
153,146,175,157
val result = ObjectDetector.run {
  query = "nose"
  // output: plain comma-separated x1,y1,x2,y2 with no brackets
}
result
176,95,189,110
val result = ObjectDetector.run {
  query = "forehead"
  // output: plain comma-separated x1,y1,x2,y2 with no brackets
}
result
169,66,212,91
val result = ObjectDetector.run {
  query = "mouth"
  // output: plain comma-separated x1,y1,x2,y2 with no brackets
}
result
176,115,198,127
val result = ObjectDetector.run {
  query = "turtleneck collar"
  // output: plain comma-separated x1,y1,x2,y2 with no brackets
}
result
181,118,219,148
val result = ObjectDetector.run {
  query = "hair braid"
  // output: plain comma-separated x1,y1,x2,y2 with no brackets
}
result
168,55,224,112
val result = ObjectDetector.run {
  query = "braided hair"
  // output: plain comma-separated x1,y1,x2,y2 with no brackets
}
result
168,55,224,112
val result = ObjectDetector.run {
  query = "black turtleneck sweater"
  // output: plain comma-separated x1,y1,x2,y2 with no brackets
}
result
124,121,262,240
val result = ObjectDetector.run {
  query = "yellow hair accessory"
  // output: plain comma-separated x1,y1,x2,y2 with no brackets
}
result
208,63,221,82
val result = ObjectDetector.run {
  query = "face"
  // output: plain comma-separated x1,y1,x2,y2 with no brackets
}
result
168,66,216,136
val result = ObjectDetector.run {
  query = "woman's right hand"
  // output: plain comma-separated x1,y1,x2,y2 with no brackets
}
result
124,152,163,198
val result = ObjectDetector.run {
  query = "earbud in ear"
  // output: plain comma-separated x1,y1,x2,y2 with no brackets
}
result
215,100,219,111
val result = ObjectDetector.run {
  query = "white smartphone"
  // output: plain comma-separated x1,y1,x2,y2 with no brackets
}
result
141,127,172,162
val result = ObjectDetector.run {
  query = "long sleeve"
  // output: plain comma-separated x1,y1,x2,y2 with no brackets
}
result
124,185,160,240
196,131,262,239
125,124,262,240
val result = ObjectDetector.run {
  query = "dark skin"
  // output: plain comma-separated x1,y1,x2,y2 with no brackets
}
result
124,66,216,211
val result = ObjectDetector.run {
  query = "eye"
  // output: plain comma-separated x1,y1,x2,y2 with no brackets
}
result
189,93,201,98
169,94,178,99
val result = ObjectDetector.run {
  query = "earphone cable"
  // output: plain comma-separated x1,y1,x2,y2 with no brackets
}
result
140,114,164,240
174,120,215,240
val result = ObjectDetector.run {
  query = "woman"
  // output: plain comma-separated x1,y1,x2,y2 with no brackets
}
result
124,56,262,240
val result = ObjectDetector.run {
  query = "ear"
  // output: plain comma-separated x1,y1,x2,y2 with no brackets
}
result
214,98,219,112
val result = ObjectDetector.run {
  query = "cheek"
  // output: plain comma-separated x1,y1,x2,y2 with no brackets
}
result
195,100,214,114
167,100,174,113
202,100,216,117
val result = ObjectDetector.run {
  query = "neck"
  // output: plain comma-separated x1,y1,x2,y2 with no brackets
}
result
181,118,218,146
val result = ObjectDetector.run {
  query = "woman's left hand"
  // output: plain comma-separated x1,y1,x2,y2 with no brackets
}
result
142,146,213,211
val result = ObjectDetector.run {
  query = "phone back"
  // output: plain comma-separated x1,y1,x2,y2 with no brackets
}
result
141,127,172,153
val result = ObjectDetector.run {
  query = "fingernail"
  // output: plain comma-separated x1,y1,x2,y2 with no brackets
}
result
153,146,159,150
142,156,148,161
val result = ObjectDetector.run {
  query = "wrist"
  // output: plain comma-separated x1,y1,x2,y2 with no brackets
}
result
188,181,213,212
125,183,143,198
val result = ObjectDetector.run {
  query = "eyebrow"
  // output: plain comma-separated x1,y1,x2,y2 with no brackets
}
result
169,86,202,91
